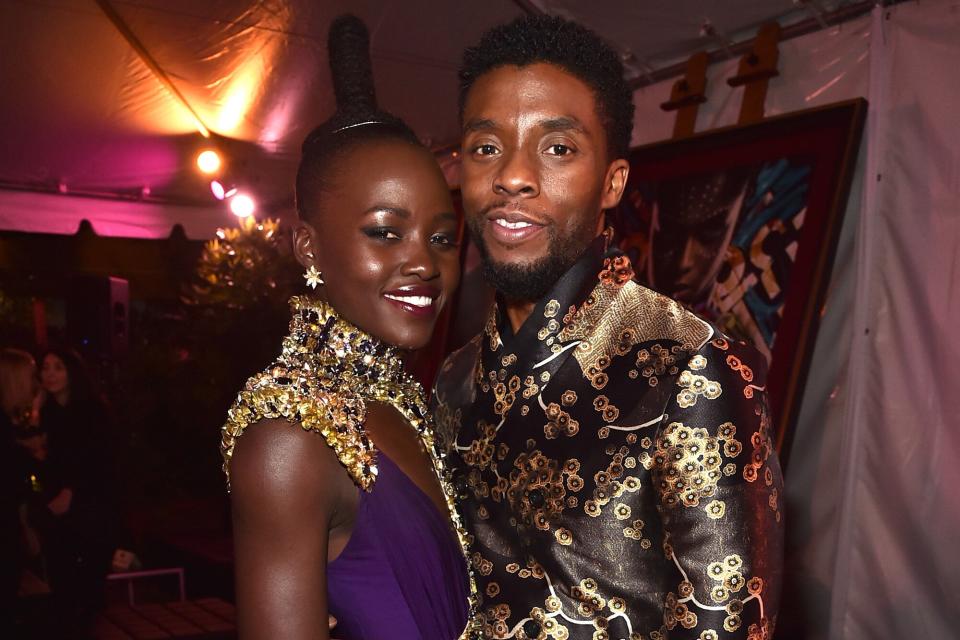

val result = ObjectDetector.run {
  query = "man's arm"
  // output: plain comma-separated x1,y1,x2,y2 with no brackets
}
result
229,418,343,639
651,336,784,638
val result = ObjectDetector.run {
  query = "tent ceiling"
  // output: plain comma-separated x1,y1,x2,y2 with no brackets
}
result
1,0,863,232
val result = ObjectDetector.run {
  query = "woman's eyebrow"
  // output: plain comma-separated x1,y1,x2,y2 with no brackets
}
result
435,211,458,222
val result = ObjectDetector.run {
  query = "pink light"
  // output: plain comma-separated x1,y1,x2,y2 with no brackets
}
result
230,193,256,218
211,181,238,201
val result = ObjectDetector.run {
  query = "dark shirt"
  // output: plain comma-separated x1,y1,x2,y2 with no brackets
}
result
434,238,784,639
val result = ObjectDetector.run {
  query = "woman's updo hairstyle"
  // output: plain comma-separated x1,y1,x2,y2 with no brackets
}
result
296,14,421,222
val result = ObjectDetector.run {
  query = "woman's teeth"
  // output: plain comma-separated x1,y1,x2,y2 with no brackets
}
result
384,294,434,308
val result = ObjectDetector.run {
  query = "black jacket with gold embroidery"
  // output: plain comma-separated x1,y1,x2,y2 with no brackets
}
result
434,240,784,640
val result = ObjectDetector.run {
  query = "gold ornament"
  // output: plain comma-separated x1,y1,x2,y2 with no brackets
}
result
304,265,324,289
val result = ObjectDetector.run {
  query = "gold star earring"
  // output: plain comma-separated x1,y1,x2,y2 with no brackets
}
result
304,265,324,289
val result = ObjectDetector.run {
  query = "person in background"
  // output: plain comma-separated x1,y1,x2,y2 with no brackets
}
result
29,346,118,635
0,348,41,636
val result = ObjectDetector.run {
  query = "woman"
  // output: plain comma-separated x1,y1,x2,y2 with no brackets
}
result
221,15,474,640
34,347,117,627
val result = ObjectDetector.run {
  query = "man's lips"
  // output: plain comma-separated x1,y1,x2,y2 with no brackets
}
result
484,208,547,245
382,285,441,316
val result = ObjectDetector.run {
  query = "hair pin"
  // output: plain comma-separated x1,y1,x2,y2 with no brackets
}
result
332,120,384,133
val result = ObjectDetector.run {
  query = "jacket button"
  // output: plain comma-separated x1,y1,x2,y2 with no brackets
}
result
453,475,470,500
527,488,545,507
522,619,541,638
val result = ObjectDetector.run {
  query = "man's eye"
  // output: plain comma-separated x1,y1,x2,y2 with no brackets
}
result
546,144,573,156
474,143,499,156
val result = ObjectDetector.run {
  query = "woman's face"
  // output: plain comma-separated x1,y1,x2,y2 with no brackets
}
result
296,139,461,350
2,360,39,427
40,354,68,396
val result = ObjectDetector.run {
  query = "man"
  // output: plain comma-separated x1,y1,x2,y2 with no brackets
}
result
434,14,784,640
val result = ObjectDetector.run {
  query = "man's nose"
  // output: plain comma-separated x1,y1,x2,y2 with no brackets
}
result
493,150,539,198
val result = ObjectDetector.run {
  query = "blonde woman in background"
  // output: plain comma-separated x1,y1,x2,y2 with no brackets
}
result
0,348,41,636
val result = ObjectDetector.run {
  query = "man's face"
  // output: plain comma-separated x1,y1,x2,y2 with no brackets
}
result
460,63,628,300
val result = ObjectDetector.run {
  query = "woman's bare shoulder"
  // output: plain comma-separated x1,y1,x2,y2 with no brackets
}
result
229,418,351,515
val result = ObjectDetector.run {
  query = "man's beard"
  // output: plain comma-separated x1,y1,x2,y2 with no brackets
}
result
467,215,597,302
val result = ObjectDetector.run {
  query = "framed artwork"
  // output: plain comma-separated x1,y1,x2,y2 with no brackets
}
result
607,99,866,464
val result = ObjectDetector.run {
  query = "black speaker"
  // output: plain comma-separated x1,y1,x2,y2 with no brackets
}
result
66,276,129,357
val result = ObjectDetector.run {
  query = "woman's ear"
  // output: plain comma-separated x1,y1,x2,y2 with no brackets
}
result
292,221,320,269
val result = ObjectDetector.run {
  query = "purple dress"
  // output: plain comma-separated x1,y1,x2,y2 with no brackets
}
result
326,452,469,639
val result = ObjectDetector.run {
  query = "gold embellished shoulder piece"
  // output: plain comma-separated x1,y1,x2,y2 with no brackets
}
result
221,296,411,492
559,254,714,372
221,370,376,491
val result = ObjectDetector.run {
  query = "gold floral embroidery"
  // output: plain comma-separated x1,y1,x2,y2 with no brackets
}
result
655,421,742,511
507,450,571,532
592,395,621,423
705,499,726,519
634,344,682,387
675,370,722,408
544,299,561,318
544,402,580,439
725,354,754,382
523,376,540,399
559,279,711,385
664,591,698,630
707,554,745,604
623,519,652,548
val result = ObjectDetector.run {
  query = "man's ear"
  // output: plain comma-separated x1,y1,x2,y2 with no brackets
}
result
292,221,320,269
600,159,630,210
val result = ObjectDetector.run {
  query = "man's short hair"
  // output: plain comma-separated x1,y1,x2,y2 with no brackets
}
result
459,14,635,160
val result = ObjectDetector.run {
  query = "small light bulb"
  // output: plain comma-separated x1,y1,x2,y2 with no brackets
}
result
230,193,256,218
196,150,222,174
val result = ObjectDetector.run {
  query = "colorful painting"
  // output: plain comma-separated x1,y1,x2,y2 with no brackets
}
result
608,99,866,460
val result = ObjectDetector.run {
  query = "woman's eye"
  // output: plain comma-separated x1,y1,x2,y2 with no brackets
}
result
431,232,459,248
546,144,573,156
364,227,401,240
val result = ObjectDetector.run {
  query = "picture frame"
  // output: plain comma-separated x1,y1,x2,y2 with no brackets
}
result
608,99,867,465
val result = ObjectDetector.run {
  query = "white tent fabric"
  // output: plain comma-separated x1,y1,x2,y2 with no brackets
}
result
830,4,960,636
0,0,870,240
626,2,959,636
